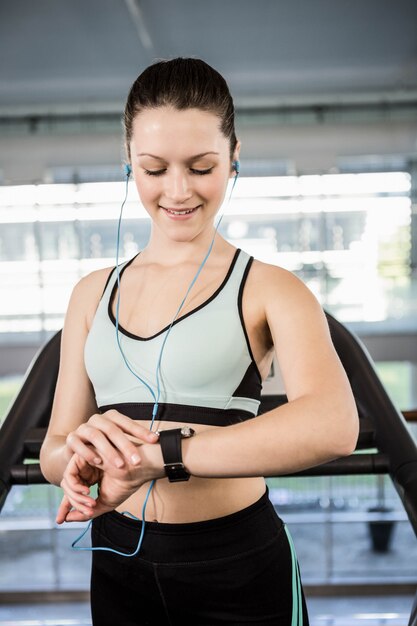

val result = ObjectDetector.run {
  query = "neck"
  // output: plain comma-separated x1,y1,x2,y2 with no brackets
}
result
141,226,229,266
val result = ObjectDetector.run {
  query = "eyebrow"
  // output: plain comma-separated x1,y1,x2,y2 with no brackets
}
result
136,151,220,161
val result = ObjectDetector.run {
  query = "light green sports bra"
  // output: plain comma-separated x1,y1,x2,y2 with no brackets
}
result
84,248,263,426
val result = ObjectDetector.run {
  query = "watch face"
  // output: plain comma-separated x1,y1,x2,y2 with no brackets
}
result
181,426,195,438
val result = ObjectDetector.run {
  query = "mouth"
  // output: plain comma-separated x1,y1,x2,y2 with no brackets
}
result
160,205,201,217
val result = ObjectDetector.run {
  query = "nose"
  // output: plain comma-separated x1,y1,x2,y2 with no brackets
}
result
163,169,193,204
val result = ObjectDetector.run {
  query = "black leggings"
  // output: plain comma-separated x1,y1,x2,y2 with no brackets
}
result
90,487,310,625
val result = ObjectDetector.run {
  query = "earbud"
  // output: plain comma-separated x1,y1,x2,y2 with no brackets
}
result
124,163,132,178
232,160,240,175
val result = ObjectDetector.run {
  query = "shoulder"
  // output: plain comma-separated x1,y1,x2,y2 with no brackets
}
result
248,256,318,309
79,264,116,293
69,264,116,330
247,256,327,337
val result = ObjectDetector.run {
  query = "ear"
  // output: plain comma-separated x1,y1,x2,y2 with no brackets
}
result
230,139,241,176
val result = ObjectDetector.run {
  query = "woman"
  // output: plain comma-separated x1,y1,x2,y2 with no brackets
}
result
40,57,359,625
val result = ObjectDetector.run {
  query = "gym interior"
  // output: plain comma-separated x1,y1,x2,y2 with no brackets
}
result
0,1,416,624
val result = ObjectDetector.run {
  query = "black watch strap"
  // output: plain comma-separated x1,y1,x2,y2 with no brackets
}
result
158,428,195,482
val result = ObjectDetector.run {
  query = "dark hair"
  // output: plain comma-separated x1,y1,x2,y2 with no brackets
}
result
123,57,237,163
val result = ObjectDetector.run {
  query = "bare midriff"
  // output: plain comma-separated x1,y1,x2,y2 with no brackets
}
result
115,419,266,523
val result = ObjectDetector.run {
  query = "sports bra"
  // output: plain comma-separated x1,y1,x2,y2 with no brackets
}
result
84,248,263,426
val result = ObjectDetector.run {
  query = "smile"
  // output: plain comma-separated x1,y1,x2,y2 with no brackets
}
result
160,206,200,216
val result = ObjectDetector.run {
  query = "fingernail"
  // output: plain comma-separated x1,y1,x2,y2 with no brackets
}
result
94,457,102,465
149,432,159,440
131,453,140,464
114,458,124,468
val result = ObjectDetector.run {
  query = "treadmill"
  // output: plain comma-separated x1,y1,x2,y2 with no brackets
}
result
1,313,416,623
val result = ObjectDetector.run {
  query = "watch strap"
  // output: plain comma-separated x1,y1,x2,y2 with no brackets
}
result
158,428,190,482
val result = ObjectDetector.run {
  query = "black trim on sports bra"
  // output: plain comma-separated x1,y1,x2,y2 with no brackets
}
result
99,402,256,426
238,257,263,384
99,252,141,300
99,267,117,300
232,362,262,400
108,248,241,342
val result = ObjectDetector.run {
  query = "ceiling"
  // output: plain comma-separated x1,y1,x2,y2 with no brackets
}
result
0,0,416,183
1,0,417,115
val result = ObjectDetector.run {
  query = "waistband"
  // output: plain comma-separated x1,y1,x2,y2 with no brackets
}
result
99,402,256,426
92,486,285,563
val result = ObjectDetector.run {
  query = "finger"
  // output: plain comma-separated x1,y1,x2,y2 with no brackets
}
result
61,478,96,514
65,483,96,508
63,455,95,496
61,495,110,523
61,479,95,509
64,501,96,520
87,417,144,466
72,425,125,469
65,468,96,502
70,498,115,521
56,495,73,524
65,472,93,496
63,508,96,523
66,432,103,466
101,410,160,444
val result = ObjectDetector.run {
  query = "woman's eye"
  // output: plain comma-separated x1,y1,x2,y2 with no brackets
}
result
143,167,213,177
144,169,166,177
190,167,213,175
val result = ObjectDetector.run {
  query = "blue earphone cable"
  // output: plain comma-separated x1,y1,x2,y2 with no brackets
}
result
72,162,240,557
71,475,154,557
114,173,157,409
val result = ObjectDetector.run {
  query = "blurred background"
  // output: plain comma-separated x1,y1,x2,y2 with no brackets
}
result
0,1,416,624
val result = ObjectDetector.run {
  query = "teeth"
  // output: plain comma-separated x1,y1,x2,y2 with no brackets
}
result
165,207,197,215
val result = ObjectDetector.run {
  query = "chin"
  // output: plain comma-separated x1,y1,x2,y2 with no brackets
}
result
153,212,217,243
171,231,201,244
154,224,198,243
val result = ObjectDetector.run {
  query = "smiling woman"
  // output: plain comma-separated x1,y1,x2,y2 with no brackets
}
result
39,57,359,626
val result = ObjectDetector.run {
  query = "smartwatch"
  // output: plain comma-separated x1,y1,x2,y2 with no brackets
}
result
157,427,195,482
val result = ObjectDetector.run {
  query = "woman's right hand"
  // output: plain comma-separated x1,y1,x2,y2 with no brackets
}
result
65,409,159,470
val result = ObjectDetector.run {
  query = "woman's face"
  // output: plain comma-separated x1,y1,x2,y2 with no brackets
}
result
129,106,239,243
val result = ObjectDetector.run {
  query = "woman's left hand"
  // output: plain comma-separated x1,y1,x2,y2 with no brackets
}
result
56,443,165,523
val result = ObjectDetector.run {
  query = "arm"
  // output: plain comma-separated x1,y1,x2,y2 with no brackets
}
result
39,272,101,486
39,270,159,487
141,265,359,479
